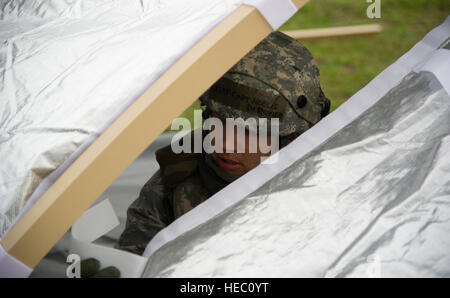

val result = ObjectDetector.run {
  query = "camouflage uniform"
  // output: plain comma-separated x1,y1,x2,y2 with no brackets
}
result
116,31,330,256
115,141,225,255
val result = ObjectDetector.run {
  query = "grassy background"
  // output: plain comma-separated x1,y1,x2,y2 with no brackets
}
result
281,0,449,111
168,0,449,130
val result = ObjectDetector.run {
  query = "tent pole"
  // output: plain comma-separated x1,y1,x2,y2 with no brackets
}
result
284,24,382,40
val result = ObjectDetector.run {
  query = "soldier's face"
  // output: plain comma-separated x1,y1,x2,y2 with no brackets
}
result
209,113,272,176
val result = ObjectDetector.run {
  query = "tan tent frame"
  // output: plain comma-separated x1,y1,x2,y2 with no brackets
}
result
1,0,310,270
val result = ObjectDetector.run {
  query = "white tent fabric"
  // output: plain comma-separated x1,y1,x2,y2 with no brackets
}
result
0,241,32,277
140,17,450,277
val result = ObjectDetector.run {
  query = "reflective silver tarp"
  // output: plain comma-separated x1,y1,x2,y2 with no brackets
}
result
144,71,450,277
0,0,245,237
141,18,450,277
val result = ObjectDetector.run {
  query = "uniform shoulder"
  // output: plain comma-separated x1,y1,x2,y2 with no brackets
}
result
155,141,201,188
140,169,166,197
135,169,172,213
171,170,210,219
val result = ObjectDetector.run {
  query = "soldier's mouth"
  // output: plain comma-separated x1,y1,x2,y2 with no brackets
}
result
213,155,242,171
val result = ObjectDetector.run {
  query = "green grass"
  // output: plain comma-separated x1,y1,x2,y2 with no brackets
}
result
167,0,449,130
281,0,449,111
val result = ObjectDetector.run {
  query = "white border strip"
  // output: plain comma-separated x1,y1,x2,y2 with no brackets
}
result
416,49,450,95
0,244,32,278
143,16,450,258
244,0,297,30
70,200,148,278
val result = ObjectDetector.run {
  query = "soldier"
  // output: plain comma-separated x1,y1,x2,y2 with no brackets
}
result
115,31,331,256
81,31,330,277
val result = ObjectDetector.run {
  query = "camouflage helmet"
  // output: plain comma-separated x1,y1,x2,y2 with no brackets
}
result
200,31,330,137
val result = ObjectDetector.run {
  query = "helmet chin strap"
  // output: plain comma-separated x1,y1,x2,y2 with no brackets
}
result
204,153,242,183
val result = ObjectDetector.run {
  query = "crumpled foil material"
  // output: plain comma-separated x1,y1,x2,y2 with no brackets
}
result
143,72,450,277
0,0,244,237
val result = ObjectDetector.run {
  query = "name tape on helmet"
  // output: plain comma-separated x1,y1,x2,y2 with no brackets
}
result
209,78,286,120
